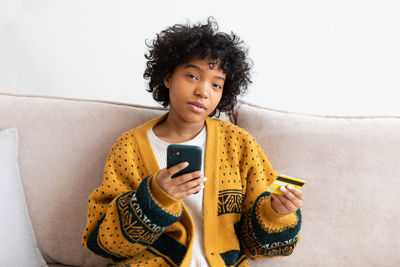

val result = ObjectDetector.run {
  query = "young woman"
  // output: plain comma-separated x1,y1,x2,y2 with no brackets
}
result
82,17,304,267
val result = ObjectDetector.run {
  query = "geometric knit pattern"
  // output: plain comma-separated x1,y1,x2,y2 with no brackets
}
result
82,113,302,266
240,192,301,258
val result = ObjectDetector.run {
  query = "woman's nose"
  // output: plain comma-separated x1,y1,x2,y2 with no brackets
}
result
194,82,209,98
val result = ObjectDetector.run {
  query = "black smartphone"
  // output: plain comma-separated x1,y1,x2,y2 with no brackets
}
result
167,144,202,179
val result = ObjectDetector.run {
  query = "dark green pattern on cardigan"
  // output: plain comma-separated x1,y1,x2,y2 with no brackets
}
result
136,176,182,227
251,192,301,251
87,216,129,262
151,233,187,266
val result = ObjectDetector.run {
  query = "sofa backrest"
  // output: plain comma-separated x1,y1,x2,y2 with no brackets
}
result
0,93,169,266
235,102,400,267
1,93,400,266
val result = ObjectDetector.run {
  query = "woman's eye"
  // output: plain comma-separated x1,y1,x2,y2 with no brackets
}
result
187,74,198,80
214,84,222,89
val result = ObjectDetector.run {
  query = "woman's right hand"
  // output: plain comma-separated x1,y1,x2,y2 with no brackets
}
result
155,162,207,200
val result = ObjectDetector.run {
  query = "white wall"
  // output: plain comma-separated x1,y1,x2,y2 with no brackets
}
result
1,0,399,116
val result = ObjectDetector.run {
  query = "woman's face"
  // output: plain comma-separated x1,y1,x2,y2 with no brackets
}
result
163,56,226,124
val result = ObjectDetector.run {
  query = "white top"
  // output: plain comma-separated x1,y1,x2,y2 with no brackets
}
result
147,126,209,267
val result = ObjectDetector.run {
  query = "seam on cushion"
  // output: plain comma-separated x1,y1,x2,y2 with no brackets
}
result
0,92,167,111
3,92,398,120
236,100,400,120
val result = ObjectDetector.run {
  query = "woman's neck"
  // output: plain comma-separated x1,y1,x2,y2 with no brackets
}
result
153,114,205,143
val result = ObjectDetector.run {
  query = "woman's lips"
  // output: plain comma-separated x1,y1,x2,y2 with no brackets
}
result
188,102,206,113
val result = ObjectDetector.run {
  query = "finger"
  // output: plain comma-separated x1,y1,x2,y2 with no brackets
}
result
186,183,205,197
271,194,291,214
175,183,204,199
166,161,189,178
280,186,303,209
178,176,207,192
155,168,169,183
274,192,298,212
166,174,205,199
174,170,203,185
285,185,304,201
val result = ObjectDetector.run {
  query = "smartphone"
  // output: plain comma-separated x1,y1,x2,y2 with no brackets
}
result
167,144,202,179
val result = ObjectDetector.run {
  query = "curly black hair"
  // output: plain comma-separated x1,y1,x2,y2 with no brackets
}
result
143,17,252,117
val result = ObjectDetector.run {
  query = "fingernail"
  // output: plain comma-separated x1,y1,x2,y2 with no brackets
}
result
287,185,294,190
203,177,208,182
280,185,287,191
183,162,189,167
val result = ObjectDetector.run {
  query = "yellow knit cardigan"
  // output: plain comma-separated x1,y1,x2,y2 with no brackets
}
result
82,113,301,266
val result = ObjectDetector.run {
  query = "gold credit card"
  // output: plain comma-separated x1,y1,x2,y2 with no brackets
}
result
267,174,306,195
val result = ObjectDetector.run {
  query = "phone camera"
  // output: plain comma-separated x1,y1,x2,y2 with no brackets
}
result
169,148,181,158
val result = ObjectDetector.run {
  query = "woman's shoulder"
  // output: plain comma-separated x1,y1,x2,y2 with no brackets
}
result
116,128,137,142
210,117,258,143
107,128,138,154
113,114,167,145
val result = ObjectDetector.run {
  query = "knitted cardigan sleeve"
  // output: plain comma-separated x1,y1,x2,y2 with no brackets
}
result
238,132,302,260
81,130,183,262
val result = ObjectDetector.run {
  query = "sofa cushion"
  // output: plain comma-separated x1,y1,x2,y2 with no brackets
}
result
0,128,47,267
235,102,400,267
0,93,231,266
0,94,169,266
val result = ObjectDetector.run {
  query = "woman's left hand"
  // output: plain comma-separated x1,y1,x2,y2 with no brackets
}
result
270,185,304,216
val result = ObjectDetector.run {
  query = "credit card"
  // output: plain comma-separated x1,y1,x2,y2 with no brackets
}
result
267,174,306,195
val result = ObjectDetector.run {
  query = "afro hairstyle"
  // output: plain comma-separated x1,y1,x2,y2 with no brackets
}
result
143,17,252,117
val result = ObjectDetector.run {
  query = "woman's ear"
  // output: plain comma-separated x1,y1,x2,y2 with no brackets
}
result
163,74,171,89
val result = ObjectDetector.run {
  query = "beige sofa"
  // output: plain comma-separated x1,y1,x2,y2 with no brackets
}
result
1,92,400,267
